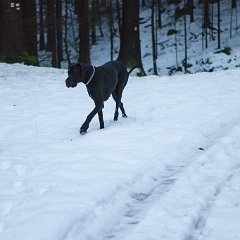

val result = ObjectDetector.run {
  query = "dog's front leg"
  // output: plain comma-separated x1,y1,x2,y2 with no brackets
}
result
80,102,104,134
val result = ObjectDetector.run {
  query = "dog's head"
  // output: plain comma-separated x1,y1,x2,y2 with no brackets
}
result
65,63,91,88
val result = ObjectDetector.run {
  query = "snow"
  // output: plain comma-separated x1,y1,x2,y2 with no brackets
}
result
1,63,240,240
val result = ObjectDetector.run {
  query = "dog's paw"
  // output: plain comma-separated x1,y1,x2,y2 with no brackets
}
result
80,130,87,135
80,125,88,135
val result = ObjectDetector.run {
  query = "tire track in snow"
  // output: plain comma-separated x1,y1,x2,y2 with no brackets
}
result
101,164,184,240
62,110,240,240
185,167,240,240
98,126,240,240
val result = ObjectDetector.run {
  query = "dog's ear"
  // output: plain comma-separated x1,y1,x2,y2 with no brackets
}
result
78,63,91,73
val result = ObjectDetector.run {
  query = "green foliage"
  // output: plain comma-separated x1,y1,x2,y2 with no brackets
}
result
19,53,38,66
0,53,38,66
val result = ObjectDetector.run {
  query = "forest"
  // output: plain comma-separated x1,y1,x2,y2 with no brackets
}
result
0,0,239,76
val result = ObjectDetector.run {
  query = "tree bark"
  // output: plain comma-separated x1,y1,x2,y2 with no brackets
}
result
157,0,162,28
203,0,210,48
39,0,45,50
56,0,63,65
109,0,114,61
117,0,145,75
0,0,26,63
46,0,54,51
91,0,97,45
187,0,194,22
217,0,221,49
151,0,158,75
79,0,91,63
20,0,38,65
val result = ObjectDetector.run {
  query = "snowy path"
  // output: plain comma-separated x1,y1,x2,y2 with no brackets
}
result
65,121,240,240
1,64,240,240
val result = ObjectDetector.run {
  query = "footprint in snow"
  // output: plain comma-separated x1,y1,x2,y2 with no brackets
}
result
0,161,11,170
0,201,13,217
13,164,27,178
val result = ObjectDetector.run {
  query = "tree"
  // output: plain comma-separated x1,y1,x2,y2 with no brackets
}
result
183,0,188,73
203,0,210,48
217,0,221,49
117,0,145,75
91,0,97,45
109,0,114,61
187,0,194,22
20,0,38,65
64,0,71,66
56,0,63,65
79,0,91,63
0,0,26,63
46,0,54,52
157,0,162,28
151,0,158,75
230,0,237,38
39,0,45,50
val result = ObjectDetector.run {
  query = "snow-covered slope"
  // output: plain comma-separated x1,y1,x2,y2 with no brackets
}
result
1,63,240,240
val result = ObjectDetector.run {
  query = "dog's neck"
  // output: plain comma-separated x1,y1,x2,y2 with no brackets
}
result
85,66,95,86
81,65,95,86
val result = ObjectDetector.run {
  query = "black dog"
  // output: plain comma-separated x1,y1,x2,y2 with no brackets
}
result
66,61,137,134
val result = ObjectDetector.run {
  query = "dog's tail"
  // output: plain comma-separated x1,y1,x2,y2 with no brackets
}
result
128,66,141,75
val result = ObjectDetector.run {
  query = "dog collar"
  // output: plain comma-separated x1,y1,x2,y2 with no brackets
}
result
85,66,95,86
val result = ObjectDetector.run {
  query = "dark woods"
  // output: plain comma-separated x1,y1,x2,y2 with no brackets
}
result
0,0,239,75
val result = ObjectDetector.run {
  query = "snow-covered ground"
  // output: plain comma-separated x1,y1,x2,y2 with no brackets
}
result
1,63,240,240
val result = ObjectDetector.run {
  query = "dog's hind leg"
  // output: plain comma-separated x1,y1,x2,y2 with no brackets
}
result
98,110,104,129
112,91,127,121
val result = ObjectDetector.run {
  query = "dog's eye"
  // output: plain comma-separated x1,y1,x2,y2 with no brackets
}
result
68,69,73,75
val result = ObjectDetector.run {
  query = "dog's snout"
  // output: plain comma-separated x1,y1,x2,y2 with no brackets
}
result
65,78,70,88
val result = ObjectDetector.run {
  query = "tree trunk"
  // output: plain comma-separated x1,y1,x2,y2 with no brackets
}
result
74,0,80,15
0,0,26,63
157,0,162,28
20,0,38,65
97,0,104,37
91,0,97,45
217,0,221,49
56,0,63,65
64,0,71,66
184,0,188,73
187,0,194,22
39,0,45,50
51,0,58,68
79,0,91,63
151,0,158,75
46,0,54,51
203,0,210,48
109,0,114,61
116,0,121,35
117,0,145,75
